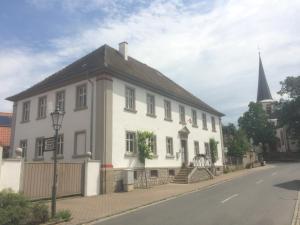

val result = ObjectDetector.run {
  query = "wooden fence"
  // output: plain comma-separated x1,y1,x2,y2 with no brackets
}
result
22,162,84,200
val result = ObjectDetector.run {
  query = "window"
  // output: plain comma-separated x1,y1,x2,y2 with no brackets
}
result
75,131,86,155
164,100,172,120
76,84,87,109
20,140,27,159
204,142,210,157
56,91,65,111
211,116,216,132
37,96,47,119
192,109,197,126
35,137,44,158
179,105,185,124
125,87,135,111
22,101,30,122
168,169,175,176
150,170,158,177
57,134,64,156
146,94,155,116
126,131,136,153
134,171,137,180
166,137,173,156
202,113,207,130
194,141,200,155
149,135,157,155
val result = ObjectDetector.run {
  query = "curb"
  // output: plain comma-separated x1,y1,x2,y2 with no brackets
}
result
292,190,300,225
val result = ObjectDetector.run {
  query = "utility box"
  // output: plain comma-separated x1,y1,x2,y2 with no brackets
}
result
123,169,134,192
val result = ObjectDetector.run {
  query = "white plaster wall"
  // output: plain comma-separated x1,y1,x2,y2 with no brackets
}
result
13,78,96,162
0,159,22,192
112,78,223,169
84,160,100,196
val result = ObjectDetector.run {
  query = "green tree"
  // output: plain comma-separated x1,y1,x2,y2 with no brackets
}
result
222,123,237,147
137,131,154,187
238,102,276,150
227,129,250,157
276,76,300,142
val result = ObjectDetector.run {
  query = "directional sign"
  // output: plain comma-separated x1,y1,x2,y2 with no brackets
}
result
44,137,55,152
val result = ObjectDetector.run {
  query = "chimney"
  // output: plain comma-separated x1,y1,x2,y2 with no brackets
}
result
119,42,128,60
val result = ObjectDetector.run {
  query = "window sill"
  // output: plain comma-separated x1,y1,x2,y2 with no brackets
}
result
124,152,137,157
72,153,91,159
124,108,137,114
74,106,88,112
51,155,64,160
179,121,186,125
192,124,198,128
33,157,44,161
146,113,157,118
164,118,173,122
212,130,217,132
36,116,46,120
166,155,175,159
20,120,30,124
202,127,208,131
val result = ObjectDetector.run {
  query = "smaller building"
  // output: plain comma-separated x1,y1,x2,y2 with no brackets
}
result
0,112,12,158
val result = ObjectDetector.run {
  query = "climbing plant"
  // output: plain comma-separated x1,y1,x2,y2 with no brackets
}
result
209,138,219,174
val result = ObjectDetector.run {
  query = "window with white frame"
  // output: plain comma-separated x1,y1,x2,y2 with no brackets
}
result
149,135,157,155
22,101,30,122
76,84,87,109
164,100,172,120
192,109,197,126
179,105,185,123
166,137,173,156
57,134,64,156
126,131,136,153
75,131,86,155
204,142,210,157
35,137,44,158
56,91,65,111
147,94,155,116
37,96,47,119
20,139,27,159
194,141,200,155
202,113,207,130
211,116,216,132
125,87,135,111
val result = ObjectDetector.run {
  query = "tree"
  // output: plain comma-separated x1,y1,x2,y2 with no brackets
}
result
227,129,250,157
222,123,237,147
137,131,154,188
276,76,300,142
209,138,218,174
238,102,276,151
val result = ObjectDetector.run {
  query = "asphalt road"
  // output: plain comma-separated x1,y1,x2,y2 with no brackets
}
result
96,163,300,225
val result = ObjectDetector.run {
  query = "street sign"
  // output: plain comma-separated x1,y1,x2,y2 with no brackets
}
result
44,137,55,152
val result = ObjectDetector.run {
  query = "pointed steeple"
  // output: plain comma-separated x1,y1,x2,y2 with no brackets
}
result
257,53,272,102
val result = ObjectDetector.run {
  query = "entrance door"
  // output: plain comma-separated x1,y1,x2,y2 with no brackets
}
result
181,140,188,167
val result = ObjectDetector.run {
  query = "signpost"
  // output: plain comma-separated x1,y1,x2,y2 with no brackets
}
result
43,137,55,152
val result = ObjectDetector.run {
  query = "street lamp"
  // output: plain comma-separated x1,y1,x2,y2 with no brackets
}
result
50,107,65,218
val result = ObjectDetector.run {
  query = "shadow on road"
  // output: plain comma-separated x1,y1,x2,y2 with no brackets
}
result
274,180,300,191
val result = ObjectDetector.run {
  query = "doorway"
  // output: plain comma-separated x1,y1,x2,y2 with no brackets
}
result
181,139,188,167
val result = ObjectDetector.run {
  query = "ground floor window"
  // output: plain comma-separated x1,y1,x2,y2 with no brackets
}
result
168,169,175,176
35,137,44,158
126,131,136,153
150,170,158,177
166,137,173,156
57,134,64,156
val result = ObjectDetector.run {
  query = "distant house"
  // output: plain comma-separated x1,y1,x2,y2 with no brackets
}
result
0,112,12,158
7,42,225,193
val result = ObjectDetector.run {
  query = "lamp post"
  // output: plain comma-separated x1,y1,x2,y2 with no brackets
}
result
50,107,65,218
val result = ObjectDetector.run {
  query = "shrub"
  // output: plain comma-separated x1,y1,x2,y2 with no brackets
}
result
54,210,72,222
0,189,49,225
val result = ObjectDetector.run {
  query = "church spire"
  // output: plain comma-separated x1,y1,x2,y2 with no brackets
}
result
257,53,272,102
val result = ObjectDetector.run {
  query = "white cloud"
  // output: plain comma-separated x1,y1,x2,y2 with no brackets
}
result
2,0,300,124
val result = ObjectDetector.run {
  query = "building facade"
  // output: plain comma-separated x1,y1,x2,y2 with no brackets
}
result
7,43,224,193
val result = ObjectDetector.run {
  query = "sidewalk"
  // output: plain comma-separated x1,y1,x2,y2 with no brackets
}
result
56,165,272,225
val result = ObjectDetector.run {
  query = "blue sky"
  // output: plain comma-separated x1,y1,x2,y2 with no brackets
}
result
1,0,300,124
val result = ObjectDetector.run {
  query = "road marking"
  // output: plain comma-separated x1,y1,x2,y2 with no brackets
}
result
256,179,264,184
271,172,277,176
221,194,239,203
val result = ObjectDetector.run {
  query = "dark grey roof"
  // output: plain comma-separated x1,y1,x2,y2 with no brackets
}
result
257,54,272,102
7,44,224,116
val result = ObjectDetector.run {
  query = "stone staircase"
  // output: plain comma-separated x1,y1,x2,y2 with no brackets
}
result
172,167,193,184
172,167,213,184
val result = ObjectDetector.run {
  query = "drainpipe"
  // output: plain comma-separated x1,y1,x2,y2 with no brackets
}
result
88,78,94,158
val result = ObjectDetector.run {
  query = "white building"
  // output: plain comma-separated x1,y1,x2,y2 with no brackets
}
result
7,42,225,193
